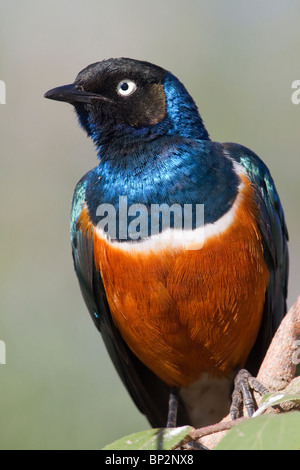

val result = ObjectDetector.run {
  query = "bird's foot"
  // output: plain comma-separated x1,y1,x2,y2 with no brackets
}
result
230,368,268,420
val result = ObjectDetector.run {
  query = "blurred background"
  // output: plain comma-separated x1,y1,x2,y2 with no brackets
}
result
0,0,299,449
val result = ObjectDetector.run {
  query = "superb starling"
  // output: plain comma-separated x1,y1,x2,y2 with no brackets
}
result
45,58,288,428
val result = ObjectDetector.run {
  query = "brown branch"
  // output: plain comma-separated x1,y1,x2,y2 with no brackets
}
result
176,417,247,449
257,295,300,390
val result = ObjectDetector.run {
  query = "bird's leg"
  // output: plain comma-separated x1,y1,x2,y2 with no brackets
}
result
166,387,179,427
230,368,268,420
166,387,209,450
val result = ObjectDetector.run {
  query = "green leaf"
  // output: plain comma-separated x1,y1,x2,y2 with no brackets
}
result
215,411,300,450
102,425,193,450
253,391,300,417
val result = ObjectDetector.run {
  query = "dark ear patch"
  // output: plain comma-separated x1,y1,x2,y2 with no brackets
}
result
126,83,167,128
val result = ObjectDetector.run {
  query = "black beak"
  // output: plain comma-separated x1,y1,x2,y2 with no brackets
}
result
44,84,109,105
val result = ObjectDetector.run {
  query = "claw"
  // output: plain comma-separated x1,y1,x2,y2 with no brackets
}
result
230,369,268,420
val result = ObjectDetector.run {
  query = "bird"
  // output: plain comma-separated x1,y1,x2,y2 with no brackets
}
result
44,58,288,429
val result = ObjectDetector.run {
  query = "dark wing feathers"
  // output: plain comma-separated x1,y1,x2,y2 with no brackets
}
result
222,143,289,373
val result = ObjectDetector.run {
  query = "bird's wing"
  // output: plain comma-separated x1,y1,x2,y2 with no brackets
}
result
222,143,289,373
70,173,189,428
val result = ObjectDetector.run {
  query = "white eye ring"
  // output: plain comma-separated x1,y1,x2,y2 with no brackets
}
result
117,79,137,96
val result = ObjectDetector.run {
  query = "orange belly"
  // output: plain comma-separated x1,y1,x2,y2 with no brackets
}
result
78,175,269,387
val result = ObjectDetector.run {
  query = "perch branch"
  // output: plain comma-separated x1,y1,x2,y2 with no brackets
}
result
257,295,300,390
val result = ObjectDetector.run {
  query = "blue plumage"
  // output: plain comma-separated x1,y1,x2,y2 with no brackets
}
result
83,138,239,238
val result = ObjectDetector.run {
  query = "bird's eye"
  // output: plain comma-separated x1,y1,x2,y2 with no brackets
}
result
117,79,137,97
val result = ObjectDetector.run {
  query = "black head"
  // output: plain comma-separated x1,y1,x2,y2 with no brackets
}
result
44,58,209,149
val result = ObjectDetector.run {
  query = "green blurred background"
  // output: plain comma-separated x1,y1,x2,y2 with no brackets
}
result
0,0,299,449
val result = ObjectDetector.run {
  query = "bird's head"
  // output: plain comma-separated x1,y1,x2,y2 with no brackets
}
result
44,58,209,153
